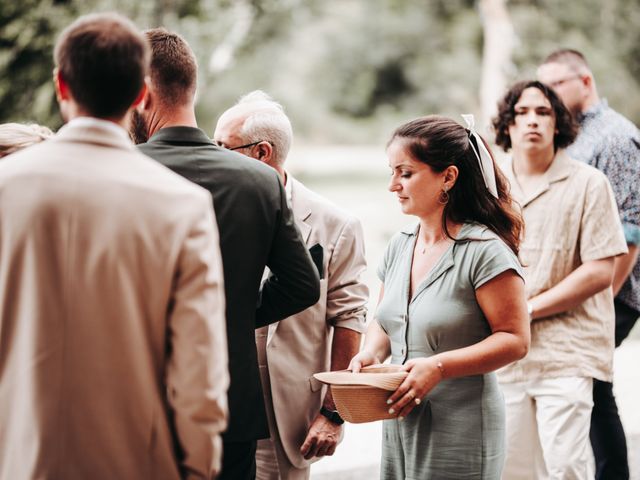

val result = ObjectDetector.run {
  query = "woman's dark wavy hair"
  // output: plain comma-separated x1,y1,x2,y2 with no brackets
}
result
492,80,578,152
388,115,524,256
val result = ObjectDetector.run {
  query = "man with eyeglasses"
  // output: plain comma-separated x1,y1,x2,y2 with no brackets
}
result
538,49,640,480
214,91,369,480
132,28,321,480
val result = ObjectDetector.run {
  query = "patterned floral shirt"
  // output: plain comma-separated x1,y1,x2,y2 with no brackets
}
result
567,100,640,312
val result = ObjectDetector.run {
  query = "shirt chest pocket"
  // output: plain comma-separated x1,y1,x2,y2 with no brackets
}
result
523,202,579,253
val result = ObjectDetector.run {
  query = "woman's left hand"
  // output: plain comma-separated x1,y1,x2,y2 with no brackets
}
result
386,357,443,419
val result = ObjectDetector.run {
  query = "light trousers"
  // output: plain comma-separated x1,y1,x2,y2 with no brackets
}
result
255,335,310,480
256,436,309,480
501,376,593,480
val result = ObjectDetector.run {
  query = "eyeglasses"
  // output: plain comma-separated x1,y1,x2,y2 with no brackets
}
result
214,140,266,151
547,75,583,89
229,141,263,151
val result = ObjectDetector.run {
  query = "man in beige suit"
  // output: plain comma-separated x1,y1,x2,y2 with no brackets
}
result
0,14,229,480
214,91,369,480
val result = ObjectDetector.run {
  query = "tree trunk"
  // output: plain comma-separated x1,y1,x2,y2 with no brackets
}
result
479,0,516,131
208,1,255,74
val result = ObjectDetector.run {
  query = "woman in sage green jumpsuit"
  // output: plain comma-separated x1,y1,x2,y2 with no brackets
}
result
349,116,530,479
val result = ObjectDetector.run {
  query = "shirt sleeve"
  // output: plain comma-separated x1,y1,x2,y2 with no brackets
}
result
326,216,369,332
377,232,401,283
595,135,640,232
166,192,229,478
579,171,628,262
623,222,640,246
470,238,524,289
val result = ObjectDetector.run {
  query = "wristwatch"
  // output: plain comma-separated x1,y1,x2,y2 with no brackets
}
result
320,406,344,425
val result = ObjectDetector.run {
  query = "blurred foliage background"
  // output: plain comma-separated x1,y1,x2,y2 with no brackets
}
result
1,0,639,143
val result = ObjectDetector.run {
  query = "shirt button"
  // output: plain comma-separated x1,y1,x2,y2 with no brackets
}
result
401,348,405,355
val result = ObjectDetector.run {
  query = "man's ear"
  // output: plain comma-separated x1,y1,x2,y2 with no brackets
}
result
255,141,273,163
132,81,148,109
53,68,70,102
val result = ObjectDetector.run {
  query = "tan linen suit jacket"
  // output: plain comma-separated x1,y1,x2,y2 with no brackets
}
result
258,177,368,469
0,121,229,480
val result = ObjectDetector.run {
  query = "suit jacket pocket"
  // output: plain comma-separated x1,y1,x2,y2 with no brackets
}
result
309,243,324,279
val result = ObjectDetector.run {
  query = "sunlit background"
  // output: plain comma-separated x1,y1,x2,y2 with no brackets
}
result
2,0,639,477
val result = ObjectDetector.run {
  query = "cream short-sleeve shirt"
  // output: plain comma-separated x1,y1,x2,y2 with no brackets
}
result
499,150,627,383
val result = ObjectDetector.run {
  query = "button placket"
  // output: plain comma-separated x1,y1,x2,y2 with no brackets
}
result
401,313,409,362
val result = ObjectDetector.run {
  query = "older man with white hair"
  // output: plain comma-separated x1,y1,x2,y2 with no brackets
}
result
214,91,369,480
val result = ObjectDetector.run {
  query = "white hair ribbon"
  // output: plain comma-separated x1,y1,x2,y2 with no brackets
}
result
460,114,499,198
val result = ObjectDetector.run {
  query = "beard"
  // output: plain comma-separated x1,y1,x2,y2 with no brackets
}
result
129,109,149,144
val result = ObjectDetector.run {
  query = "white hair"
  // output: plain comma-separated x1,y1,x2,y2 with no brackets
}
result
0,123,53,158
235,90,293,166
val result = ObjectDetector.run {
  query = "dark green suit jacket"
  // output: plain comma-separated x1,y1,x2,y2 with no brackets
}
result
139,127,320,442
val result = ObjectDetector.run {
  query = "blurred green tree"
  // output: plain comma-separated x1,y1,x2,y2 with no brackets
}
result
508,0,640,125
0,0,75,126
0,0,638,139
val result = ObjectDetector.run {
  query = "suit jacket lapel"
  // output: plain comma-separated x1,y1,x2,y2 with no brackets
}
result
267,177,313,343
289,177,313,244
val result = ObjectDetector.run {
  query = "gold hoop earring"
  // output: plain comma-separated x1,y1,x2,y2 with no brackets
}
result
438,189,450,205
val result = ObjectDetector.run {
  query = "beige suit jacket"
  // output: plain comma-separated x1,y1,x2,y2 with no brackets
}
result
260,178,368,469
0,121,229,480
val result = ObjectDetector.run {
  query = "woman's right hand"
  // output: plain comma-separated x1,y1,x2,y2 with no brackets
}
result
348,350,380,373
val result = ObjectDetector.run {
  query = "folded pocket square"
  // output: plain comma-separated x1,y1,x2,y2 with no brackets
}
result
309,243,324,279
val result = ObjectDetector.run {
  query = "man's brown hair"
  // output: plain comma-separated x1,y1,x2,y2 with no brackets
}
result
492,80,578,152
54,13,149,119
541,48,591,73
144,28,197,107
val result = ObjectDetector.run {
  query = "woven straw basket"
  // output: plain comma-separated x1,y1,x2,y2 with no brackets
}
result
313,365,408,423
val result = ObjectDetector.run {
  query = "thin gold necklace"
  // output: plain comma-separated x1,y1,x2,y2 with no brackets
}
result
419,235,447,254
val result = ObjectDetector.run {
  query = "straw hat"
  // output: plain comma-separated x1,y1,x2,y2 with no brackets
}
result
313,364,408,423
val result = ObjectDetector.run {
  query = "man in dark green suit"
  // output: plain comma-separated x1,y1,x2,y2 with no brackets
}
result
132,28,320,480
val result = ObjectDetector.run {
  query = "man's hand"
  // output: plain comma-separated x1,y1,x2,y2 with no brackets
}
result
299,413,342,459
